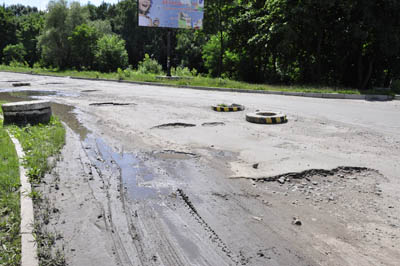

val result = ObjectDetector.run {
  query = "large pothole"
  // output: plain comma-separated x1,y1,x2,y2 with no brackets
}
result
152,122,196,129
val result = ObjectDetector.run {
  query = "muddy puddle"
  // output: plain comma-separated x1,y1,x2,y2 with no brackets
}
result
1,89,167,202
85,137,168,201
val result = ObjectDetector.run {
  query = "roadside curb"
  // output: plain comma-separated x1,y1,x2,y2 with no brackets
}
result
8,132,39,266
0,70,394,101
71,77,395,101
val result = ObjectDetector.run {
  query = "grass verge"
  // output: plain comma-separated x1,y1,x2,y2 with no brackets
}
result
0,64,394,96
8,117,66,184
6,116,66,266
0,103,21,266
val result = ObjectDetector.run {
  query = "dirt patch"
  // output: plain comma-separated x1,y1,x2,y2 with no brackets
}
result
228,168,400,265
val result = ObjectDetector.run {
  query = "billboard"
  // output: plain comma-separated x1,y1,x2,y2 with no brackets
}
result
138,0,204,29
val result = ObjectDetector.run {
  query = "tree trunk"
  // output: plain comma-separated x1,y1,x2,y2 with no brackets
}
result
314,31,323,83
357,51,364,89
384,68,392,88
360,58,374,90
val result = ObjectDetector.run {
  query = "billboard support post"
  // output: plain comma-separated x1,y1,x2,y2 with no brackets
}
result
167,29,171,77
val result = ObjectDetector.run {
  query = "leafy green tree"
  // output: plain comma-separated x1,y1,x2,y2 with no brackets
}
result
2,43,26,65
16,12,44,66
6,4,38,16
37,0,69,68
175,30,207,73
0,7,17,64
95,34,129,72
202,33,222,77
88,19,113,36
66,1,88,32
37,0,88,69
68,24,99,69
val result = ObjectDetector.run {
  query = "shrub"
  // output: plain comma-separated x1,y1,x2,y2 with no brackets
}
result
95,34,128,72
137,54,163,74
391,79,400,93
171,66,193,77
2,43,26,65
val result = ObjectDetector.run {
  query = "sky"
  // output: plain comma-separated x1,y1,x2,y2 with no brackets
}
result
2,0,119,10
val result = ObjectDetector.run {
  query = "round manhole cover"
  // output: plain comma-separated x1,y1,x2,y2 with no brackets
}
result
212,104,245,112
246,111,287,124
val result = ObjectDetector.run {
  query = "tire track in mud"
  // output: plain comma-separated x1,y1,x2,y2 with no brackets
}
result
82,137,190,266
176,189,248,265
139,207,189,266
87,139,145,266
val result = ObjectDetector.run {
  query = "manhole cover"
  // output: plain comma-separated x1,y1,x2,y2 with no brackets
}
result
246,111,287,124
212,103,245,112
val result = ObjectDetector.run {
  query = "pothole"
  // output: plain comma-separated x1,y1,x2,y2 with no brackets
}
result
81,90,99,93
152,122,196,129
231,166,375,182
43,82,65,85
153,150,199,160
89,102,136,106
201,122,225,127
12,82,31,87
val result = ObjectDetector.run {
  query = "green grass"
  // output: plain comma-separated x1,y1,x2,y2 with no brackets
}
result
6,115,66,266
1,64,394,96
0,102,21,266
0,99,66,265
8,117,66,184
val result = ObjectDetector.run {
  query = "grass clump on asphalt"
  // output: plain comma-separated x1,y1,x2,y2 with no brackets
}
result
0,64,395,96
0,103,21,266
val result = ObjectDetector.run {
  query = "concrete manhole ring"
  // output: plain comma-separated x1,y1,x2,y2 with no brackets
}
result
1,100,52,126
246,111,287,124
212,104,245,112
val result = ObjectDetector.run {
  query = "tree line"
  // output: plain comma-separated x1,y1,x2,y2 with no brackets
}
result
1,0,399,89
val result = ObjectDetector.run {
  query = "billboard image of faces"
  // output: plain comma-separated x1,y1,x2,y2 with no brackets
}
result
138,0,204,29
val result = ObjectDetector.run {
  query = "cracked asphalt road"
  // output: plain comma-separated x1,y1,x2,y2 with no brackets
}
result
1,72,400,266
